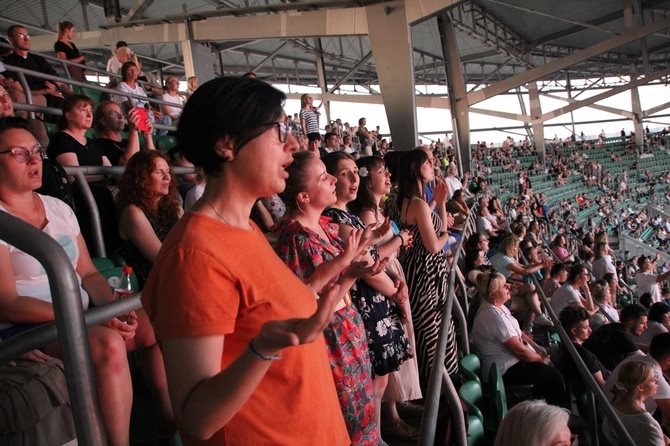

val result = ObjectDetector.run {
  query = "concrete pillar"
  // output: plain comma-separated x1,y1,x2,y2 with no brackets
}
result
527,81,545,162
631,81,644,146
181,40,216,84
438,15,471,173
365,1,418,150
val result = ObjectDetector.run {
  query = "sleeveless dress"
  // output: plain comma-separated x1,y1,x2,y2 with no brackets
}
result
323,207,411,377
387,192,459,391
119,209,178,289
272,216,377,445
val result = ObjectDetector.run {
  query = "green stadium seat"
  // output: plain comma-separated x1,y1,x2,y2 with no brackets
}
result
460,353,482,384
156,135,177,152
458,380,484,422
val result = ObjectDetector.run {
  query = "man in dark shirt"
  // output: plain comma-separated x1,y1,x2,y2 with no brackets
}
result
559,306,609,390
4,25,72,120
583,304,647,371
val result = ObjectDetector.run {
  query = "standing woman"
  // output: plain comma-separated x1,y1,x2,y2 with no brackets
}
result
299,93,321,142
274,150,380,445
54,21,86,81
322,152,413,441
141,78,350,445
391,148,459,390
117,151,183,289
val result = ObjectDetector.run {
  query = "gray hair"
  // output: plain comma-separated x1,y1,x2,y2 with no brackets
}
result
494,400,569,446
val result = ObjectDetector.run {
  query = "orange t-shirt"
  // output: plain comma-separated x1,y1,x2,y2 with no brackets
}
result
142,212,349,445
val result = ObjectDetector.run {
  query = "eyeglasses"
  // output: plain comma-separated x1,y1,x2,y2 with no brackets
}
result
0,144,44,163
254,120,289,143
371,167,390,176
14,33,31,40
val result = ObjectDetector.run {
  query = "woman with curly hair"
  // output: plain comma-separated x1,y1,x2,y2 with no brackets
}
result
117,150,183,288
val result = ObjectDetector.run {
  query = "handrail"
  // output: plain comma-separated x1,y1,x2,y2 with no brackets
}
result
0,210,107,445
521,255,636,446
418,205,474,446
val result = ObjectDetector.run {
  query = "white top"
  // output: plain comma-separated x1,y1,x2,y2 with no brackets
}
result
636,271,662,303
184,183,205,211
603,408,664,446
601,303,620,323
0,194,89,330
634,320,668,347
444,176,462,200
472,301,521,380
550,283,581,316
476,216,493,236
106,56,122,74
161,93,184,118
605,355,670,414
115,81,148,111
592,256,617,281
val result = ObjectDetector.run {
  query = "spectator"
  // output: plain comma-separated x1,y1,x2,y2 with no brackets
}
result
4,25,73,122
494,400,571,446
93,101,155,166
106,41,127,74
357,117,373,156
320,131,338,157
53,21,85,81
584,304,646,371
636,254,670,303
593,241,617,281
160,76,184,124
0,84,48,147
590,280,619,326
299,93,320,142
550,234,575,263
186,76,198,95
550,264,596,316
541,263,568,299
634,302,670,348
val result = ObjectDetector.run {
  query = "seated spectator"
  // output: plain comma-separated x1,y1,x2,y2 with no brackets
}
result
476,205,500,240
634,302,670,348
93,101,155,166
603,360,670,446
160,76,184,124
471,269,565,406
636,254,670,303
46,95,118,253
114,62,171,135
551,264,596,316
0,84,48,147
4,25,73,122
591,279,619,326
550,234,575,263
584,304,646,371
489,236,553,328
494,400,571,446
117,151,183,289
524,220,543,246
559,305,609,389
106,41,127,74
0,118,171,445
592,241,617,281
542,263,568,299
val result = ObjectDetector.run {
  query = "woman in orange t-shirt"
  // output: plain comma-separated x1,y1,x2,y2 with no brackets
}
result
141,77,350,445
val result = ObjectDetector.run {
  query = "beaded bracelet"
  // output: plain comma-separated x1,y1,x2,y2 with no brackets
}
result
248,339,282,361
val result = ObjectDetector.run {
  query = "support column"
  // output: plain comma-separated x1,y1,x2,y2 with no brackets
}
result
527,81,545,162
314,38,331,126
438,14,471,173
181,40,216,84
631,80,644,146
365,1,418,150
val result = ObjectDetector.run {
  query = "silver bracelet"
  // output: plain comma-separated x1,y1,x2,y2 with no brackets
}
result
248,339,281,361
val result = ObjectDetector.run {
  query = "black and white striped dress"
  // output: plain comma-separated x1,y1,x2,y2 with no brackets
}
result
393,195,459,390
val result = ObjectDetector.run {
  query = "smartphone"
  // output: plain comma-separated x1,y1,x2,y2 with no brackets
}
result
135,107,150,132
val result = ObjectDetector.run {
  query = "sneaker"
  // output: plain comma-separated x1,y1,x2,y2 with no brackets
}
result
397,401,424,416
534,314,554,326
382,419,420,441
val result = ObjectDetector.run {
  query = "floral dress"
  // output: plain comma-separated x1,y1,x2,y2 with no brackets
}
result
323,207,412,377
273,216,377,446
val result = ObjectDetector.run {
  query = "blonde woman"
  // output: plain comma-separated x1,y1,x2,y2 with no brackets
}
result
603,360,669,446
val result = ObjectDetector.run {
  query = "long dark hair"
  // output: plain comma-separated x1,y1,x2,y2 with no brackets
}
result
397,149,428,202
279,150,316,213
349,155,385,216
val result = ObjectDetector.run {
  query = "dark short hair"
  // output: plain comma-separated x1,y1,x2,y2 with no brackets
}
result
116,41,127,49
559,305,590,334
324,132,337,141
567,264,587,282
120,61,138,81
648,302,670,323
550,263,568,276
650,332,670,362
0,116,30,139
7,25,24,39
177,77,285,176
620,304,648,324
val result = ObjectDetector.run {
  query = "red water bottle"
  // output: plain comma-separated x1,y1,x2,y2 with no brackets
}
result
113,266,134,322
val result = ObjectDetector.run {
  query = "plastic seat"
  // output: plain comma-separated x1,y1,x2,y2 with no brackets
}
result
92,257,115,271
156,135,177,152
488,362,533,407
460,353,482,384
458,380,484,422
466,415,485,446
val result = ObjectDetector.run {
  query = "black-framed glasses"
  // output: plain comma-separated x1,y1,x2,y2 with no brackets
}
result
0,144,44,163
253,120,289,143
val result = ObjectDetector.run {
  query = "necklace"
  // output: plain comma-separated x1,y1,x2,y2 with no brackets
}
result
203,198,232,225
0,192,43,229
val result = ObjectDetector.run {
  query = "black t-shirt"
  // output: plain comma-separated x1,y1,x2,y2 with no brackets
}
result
47,132,106,166
561,342,610,387
583,323,639,371
4,52,57,91
95,138,127,166
53,41,81,60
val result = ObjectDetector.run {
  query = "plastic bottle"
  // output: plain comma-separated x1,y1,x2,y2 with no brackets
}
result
524,323,534,340
113,266,134,322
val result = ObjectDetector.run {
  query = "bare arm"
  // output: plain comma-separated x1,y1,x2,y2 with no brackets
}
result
118,205,164,264
503,335,544,363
